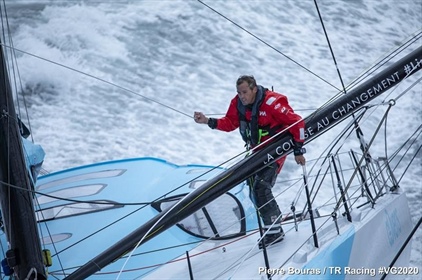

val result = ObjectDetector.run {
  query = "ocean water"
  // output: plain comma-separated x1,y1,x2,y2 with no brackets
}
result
3,0,421,277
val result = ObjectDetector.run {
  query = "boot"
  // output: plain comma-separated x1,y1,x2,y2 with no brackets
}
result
259,229,285,249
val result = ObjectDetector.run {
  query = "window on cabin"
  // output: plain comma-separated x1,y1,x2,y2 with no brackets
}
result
36,184,107,205
41,233,72,244
37,169,126,190
36,200,122,222
35,169,125,221
152,193,246,240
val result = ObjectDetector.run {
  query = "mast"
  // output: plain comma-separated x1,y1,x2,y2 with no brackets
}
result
65,46,421,280
0,40,47,278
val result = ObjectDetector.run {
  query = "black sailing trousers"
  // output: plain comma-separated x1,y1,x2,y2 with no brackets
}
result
249,162,283,235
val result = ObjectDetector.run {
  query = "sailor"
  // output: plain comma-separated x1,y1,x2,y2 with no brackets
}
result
194,75,306,248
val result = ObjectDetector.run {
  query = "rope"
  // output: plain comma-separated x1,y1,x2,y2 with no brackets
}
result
0,43,193,119
196,0,341,92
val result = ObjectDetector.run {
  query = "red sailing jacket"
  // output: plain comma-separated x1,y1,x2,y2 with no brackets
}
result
215,88,305,169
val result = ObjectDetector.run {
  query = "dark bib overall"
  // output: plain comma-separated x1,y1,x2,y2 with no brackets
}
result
238,86,283,233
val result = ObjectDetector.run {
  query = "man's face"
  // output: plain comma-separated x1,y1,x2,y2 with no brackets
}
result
237,81,257,105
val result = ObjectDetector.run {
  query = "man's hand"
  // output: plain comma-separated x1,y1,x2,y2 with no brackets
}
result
295,155,306,165
194,111,208,124
293,142,306,165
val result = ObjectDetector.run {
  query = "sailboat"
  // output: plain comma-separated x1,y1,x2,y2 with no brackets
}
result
1,2,421,280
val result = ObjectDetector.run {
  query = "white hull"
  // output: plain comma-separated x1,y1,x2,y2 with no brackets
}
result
146,191,412,279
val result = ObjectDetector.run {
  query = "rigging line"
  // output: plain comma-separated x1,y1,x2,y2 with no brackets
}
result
0,43,193,119
346,31,422,92
382,76,422,104
278,154,354,218
124,239,203,259
88,231,259,277
313,0,372,161
33,199,67,278
384,97,422,171
114,185,202,280
50,204,149,257
397,144,421,186
277,215,333,269
205,107,320,116
375,59,422,105
361,85,421,161
381,123,422,184
219,214,296,280
306,35,421,125
304,13,420,128
219,177,335,272
0,179,152,206
314,0,347,95
195,0,341,92
204,106,320,119
333,104,394,212
295,109,367,210
35,193,151,206
347,184,371,210
175,235,263,279
390,126,422,172
226,216,287,279
0,3,32,140
345,62,422,143
61,229,259,277
346,125,422,199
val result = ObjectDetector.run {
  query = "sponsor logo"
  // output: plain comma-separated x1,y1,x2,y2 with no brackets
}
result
259,111,267,116
266,97,276,105
384,209,401,246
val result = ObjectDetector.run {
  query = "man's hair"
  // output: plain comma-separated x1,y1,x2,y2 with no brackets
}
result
236,75,257,89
